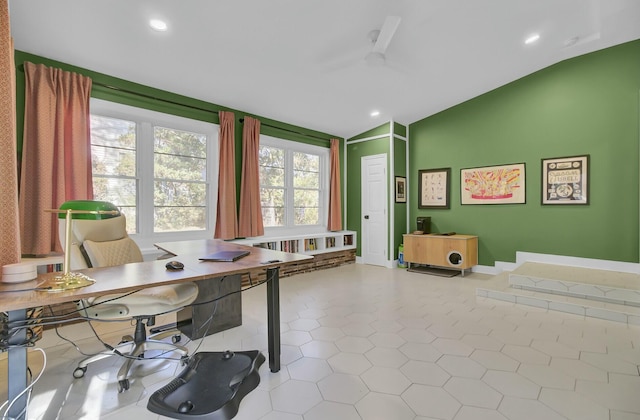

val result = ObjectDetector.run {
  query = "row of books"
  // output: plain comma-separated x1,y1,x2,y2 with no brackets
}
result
254,234,355,252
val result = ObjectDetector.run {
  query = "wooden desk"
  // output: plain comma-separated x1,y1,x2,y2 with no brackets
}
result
1,239,310,419
403,234,478,276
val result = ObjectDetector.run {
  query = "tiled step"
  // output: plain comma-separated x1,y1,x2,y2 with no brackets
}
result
477,264,640,325
509,262,640,307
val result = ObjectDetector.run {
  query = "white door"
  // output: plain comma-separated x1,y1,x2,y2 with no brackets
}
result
361,154,388,266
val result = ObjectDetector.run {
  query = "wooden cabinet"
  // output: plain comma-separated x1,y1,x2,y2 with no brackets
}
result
402,234,478,275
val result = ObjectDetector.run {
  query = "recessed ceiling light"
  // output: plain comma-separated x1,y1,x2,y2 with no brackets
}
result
524,33,540,45
149,19,168,32
370,110,380,117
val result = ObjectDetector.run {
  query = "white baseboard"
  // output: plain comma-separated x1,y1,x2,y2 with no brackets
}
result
356,251,640,275
514,252,640,274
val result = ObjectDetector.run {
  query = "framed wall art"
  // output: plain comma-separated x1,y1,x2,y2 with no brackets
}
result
461,163,526,205
541,155,589,205
418,168,450,209
395,176,407,203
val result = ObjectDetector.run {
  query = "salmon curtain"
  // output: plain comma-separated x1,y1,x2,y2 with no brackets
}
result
327,138,343,231
238,116,264,237
214,111,239,239
19,62,93,256
0,0,21,271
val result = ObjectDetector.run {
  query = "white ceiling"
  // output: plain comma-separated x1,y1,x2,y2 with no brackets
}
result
9,0,640,138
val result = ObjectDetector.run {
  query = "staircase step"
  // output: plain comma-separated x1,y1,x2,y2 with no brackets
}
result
477,268,640,325
509,262,640,306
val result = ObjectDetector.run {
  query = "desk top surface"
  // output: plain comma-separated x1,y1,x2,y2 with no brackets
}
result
0,239,311,312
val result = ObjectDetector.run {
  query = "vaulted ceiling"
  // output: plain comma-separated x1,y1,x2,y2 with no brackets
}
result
9,0,640,138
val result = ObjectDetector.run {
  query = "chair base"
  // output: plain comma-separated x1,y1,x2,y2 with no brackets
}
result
73,324,188,392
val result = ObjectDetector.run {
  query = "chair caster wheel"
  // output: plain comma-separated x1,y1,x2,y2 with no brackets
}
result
118,379,130,393
172,334,181,344
73,367,87,379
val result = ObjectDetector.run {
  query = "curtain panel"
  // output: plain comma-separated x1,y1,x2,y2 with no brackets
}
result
238,116,264,238
19,62,93,256
327,138,343,231
0,0,21,270
214,111,239,239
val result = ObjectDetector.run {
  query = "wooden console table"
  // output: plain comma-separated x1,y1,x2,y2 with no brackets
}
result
402,234,478,276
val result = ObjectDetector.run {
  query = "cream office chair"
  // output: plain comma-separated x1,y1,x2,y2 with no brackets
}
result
58,200,199,393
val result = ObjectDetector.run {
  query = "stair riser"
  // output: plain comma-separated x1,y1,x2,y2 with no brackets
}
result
477,288,640,326
509,274,640,307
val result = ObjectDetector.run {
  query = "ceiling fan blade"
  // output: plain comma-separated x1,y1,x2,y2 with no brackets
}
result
372,16,401,54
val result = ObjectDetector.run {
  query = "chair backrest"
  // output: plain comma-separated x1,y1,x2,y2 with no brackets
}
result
58,203,143,269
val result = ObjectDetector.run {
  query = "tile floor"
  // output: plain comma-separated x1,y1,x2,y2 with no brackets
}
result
2,263,640,419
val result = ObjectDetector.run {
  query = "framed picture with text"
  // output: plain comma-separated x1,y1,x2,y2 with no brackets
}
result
418,168,450,209
542,155,589,205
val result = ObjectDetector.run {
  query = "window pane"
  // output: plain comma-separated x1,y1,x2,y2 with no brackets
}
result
293,152,319,188
93,177,137,206
90,115,137,233
154,178,206,231
154,181,206,206
154,206,206,232
260,166,285,187
154,127,207,181
153,127,208,232
155,154,206,181
259,146,285,187
261,187,285,227
262,207,285,227
294,206,319,225
293,168,319,188
294,189,319,225
260,146,285,168
154,126,206,158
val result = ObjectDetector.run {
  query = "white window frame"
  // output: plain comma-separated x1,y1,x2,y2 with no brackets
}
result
259,134,329,236
90,98,219,252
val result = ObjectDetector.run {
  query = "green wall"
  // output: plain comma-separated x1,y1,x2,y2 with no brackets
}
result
409,40,640,266
14,51,345,224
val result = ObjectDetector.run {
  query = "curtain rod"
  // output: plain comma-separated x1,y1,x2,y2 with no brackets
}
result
94,81,222,116
18,64,334,142
238,118,332,143
17,63,219,116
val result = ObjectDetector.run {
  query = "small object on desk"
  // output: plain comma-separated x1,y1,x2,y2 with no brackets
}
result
412,230,424,235
165,260,184,271
199,250,250,262
262,259,282,264
437,232,456,236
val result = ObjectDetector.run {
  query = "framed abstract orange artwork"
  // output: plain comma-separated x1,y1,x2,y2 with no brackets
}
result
461,163,526,205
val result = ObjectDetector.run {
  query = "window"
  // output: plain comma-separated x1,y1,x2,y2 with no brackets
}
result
90,99,218,250
259,135,328,232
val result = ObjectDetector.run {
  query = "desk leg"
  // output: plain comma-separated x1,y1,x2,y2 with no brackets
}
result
266,267,280,372
7,309,28,420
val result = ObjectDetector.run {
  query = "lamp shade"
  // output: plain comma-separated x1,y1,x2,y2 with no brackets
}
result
58,200,120,220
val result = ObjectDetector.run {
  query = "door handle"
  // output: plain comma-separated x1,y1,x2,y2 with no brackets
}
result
364,215,369,219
